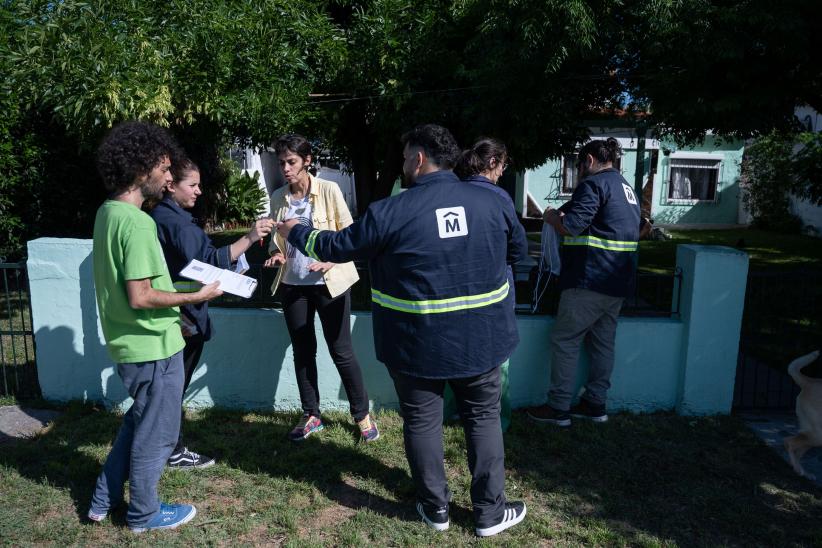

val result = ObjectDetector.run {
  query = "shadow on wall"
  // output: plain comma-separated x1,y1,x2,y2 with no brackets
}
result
653,181,740,225
185,309,290,410
341,313,397,413
80,254,129,408
35,254,128,408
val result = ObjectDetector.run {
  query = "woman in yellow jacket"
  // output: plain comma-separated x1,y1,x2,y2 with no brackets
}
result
264,134,378,443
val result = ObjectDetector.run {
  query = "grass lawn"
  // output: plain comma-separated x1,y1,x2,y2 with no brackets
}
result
638,228,822,274
1,404,820,546
525,227,822,274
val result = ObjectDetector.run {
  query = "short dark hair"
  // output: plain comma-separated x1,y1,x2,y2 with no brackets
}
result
274,133,312,162
401,124,461,169
96,121,181,194
577,137,621,167
454,137,507,179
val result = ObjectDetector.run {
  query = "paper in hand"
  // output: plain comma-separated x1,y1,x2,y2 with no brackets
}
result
234,253,250,275
180,259,258,299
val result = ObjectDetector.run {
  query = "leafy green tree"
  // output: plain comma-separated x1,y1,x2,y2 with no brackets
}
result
311,0,620,212
617,0,822,142
742,132,802,232
1,0,343,244
790,131,822,205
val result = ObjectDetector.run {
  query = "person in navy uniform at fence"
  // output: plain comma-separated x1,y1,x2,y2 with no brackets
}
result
527,138,650,427
87,122,223,533
149,157,274,469
276,124,529,537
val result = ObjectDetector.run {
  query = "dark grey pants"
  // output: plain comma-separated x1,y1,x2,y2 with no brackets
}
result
89,351,184,527
390,366,506,528
548,288,624,410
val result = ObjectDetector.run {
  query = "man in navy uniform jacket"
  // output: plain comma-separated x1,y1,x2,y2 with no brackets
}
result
277,124,528,537
528,138,649,427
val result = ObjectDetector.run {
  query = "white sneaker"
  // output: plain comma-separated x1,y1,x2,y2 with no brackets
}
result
475,501,526,537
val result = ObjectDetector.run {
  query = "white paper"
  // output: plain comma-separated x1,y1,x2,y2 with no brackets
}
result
179,259,258,299
234,252,250,274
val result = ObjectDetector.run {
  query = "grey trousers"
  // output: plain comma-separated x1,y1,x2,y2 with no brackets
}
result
548,288,623,411
89,351,184,527
390,366,506,528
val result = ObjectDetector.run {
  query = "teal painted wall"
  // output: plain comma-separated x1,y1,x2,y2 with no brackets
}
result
651,137,744,225
27,238,747,415
518,134,745,225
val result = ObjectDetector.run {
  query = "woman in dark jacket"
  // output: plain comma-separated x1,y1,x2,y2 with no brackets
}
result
454,137,523,432
150,157,274,469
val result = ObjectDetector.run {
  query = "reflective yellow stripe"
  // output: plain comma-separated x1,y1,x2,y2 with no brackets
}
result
371,281,509,314
173,281,202,293
563,235,638,252
305,229,321,260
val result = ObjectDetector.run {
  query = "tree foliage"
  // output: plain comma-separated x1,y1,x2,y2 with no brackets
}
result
5,0,342,143
742,129,822,233
309,0,623,210
1,0,821,255
0,0,342,256
617,0,822,143
742,132,802,232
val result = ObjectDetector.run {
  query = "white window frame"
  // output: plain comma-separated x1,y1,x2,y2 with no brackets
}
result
664,153,722,204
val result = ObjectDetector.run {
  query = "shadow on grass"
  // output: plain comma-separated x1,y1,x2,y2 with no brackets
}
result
0,403,417,528
0,401,122,522
504,410,821,546
191,408,416,521
5,404,820,544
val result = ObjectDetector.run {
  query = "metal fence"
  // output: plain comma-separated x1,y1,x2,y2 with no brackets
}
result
733,270,822,411
0,260,39,398
212,261,683,318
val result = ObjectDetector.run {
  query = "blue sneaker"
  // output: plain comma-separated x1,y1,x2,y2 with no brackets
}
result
129,503,197,533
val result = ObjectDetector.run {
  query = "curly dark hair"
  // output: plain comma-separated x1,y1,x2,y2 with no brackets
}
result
401,124,461,169
96,121,182,194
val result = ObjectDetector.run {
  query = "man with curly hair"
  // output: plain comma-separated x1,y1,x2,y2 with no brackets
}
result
87,121,223,533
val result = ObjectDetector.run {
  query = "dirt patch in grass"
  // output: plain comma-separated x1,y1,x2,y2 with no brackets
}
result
314,503,357,531
237,523,287,546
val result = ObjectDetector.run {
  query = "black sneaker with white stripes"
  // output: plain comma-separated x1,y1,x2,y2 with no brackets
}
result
475,501,526,537
416,501,449,531
167,447,215,469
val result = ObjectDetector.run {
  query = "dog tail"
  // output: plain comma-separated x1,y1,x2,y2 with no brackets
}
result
787,350,821,388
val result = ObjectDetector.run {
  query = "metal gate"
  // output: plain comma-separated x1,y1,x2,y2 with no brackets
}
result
0,260,39,398
733,270,822,411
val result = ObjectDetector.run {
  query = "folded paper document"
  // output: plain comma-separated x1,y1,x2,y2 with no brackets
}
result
180,259,258,299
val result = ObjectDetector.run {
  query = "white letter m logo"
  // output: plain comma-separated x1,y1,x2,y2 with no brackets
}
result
435,206,468,239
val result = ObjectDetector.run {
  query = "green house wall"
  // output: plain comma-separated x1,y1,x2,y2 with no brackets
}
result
516,134,745,225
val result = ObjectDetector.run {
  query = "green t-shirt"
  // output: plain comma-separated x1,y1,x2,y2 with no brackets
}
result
92,200,185,363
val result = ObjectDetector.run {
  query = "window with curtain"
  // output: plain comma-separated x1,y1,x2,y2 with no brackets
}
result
561,154,578,194
668,159,720,201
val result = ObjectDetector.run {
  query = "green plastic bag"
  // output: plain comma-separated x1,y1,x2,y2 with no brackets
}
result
443,360,511,432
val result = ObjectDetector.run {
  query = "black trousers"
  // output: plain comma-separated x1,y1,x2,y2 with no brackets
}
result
175,332,206,454
390,366,506,527
281,284,369,422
